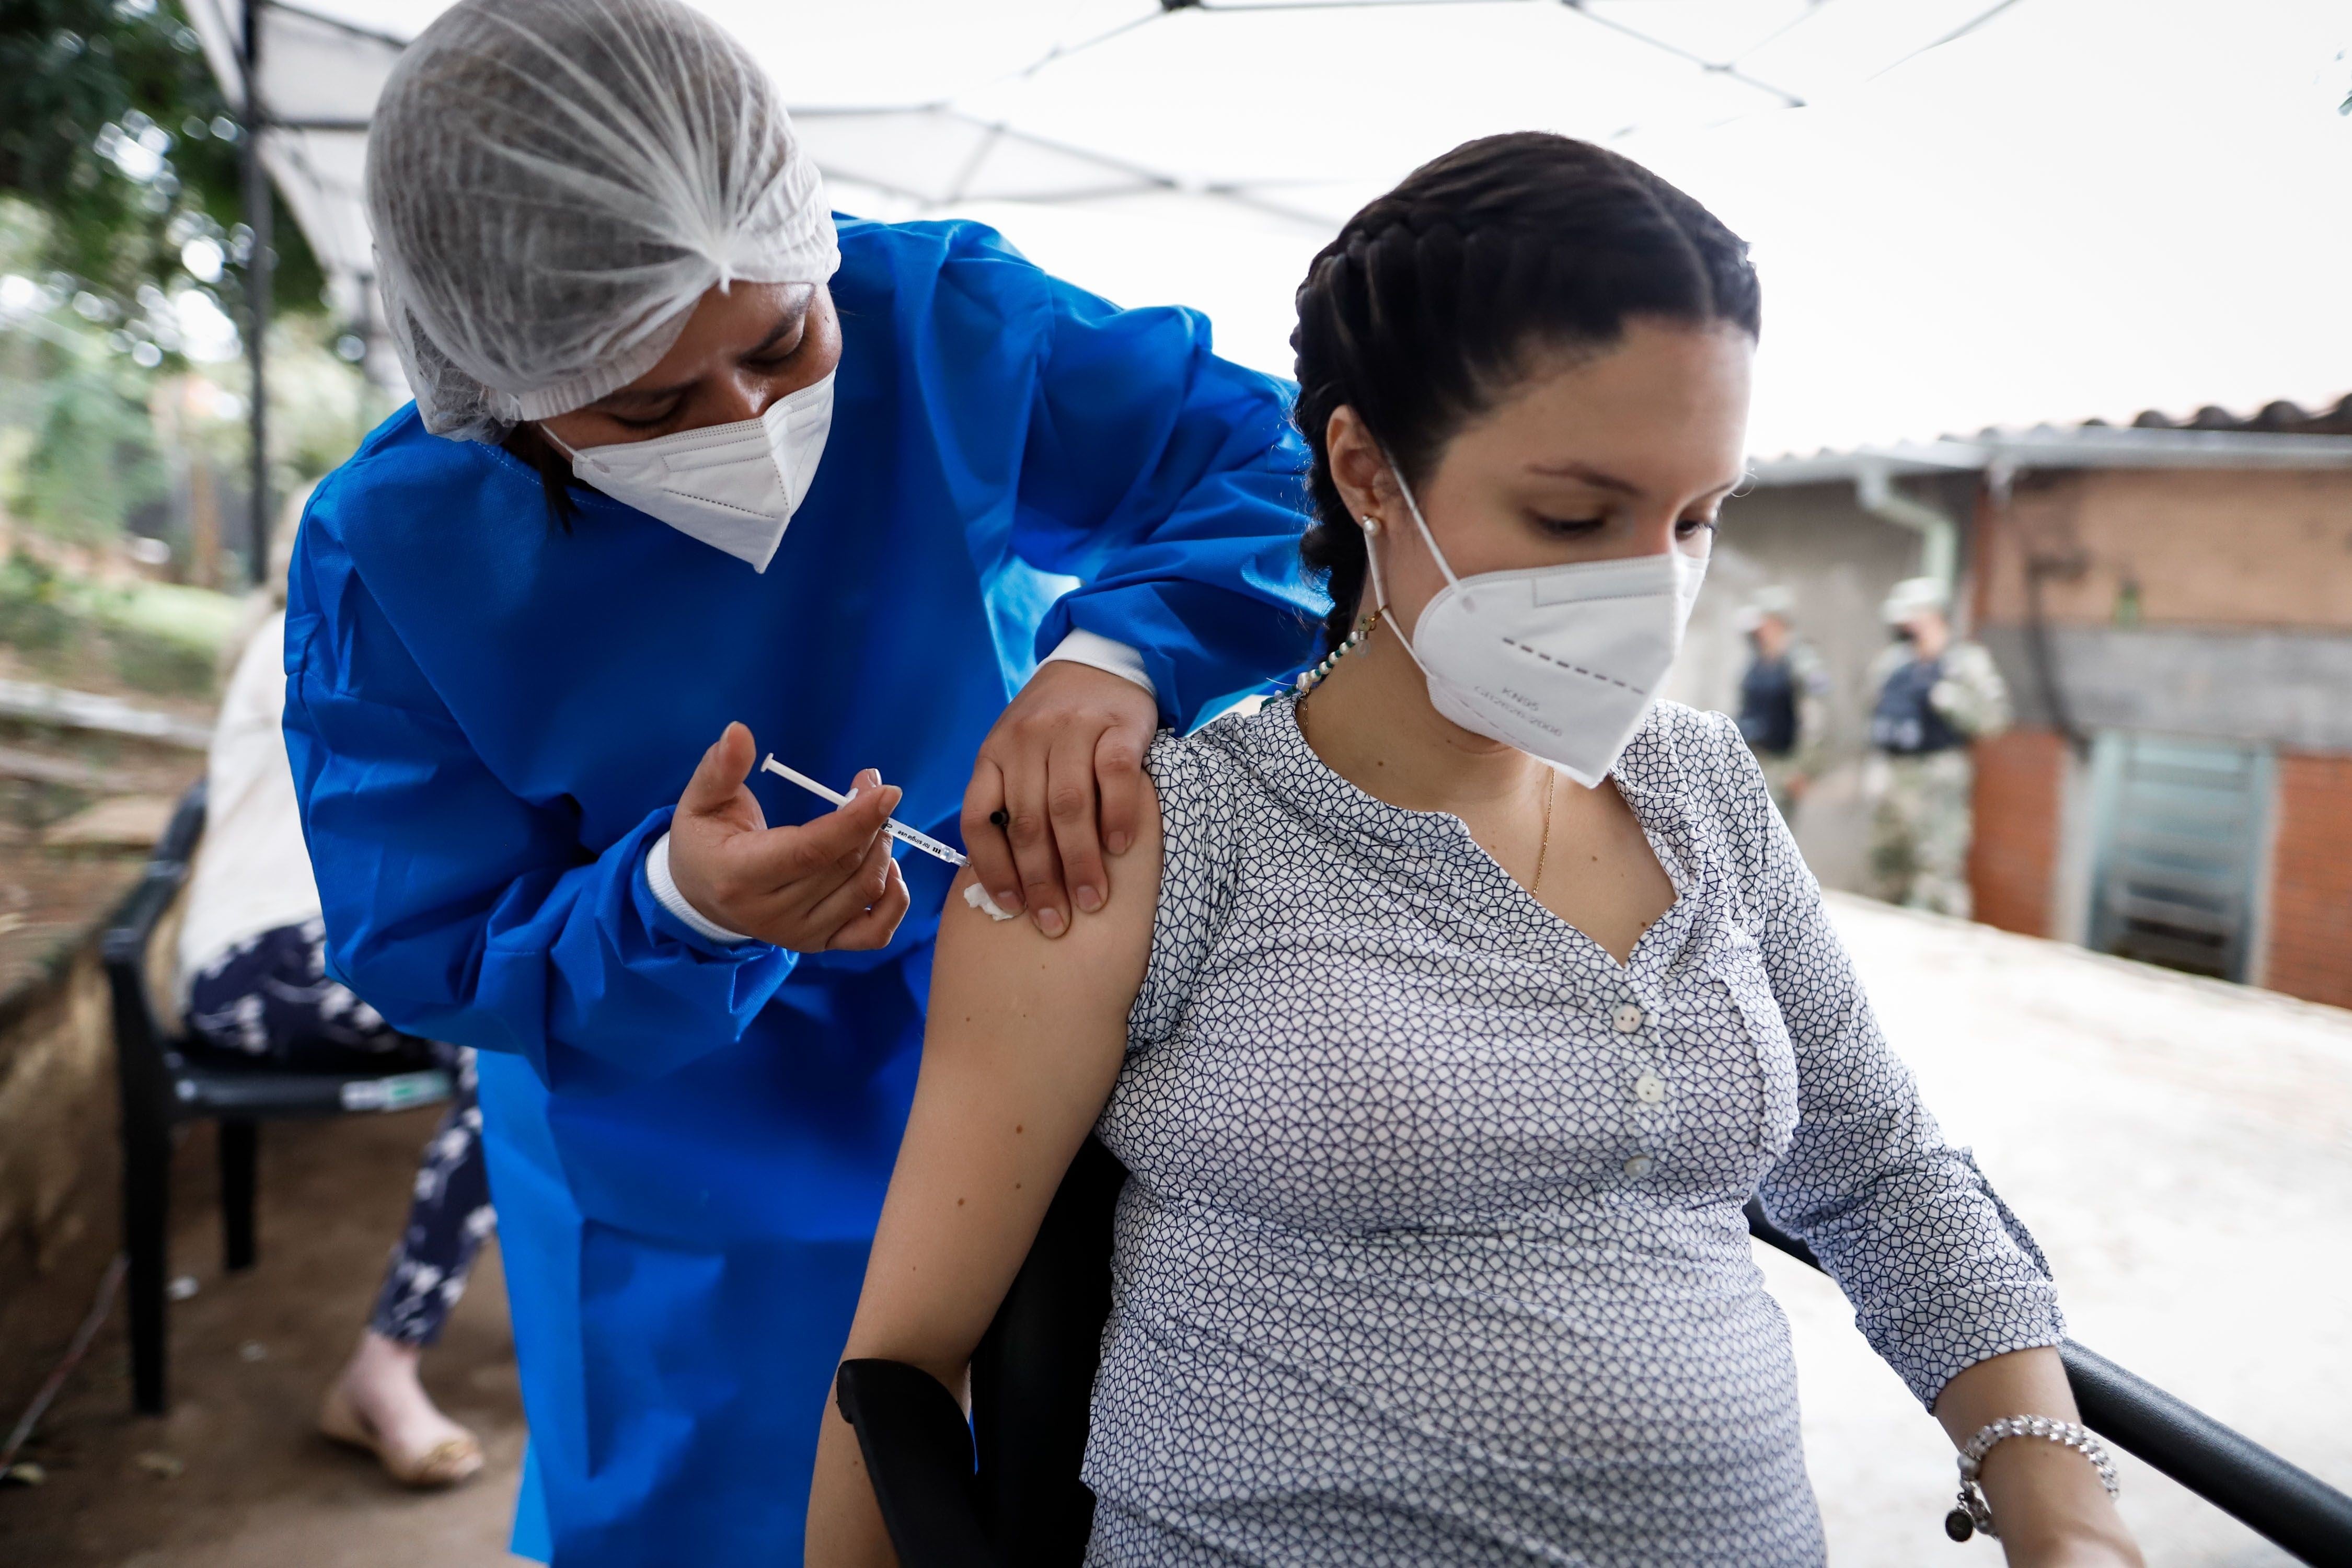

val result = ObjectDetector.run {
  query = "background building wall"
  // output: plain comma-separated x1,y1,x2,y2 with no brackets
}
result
1969,728,2068,939
1687,462,2348,1008
1972,466,2352,1006
1980,622,2352,754
2266,752,2352,1009
1977,467,2352,631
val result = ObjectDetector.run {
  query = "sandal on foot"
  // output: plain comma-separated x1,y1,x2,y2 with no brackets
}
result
320,1382,485,1489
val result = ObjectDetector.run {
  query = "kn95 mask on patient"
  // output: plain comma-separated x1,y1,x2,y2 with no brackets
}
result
552,373,835,572
1365,469,1708,788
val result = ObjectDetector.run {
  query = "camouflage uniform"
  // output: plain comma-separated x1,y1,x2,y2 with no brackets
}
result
1739,639,1831,822
1865,640,2009,918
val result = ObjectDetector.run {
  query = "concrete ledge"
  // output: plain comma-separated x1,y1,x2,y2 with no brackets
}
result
0,878,136,1329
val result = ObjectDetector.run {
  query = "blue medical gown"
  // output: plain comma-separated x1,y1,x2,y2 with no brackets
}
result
282,216,1321,1565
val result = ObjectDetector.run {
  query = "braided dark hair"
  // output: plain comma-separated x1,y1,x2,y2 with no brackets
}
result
1292,132,1761,653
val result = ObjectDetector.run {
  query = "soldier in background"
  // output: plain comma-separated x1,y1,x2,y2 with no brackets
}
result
1865,576,2010,917
1734,585,1830,821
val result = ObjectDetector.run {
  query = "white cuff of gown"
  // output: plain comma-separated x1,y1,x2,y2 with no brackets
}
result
646,831,755,946
1037,629,1157,699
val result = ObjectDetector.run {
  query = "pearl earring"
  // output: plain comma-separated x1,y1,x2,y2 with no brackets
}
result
1360,514,1381,536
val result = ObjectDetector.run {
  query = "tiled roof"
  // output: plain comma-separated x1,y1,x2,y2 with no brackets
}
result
2094,393,2352,437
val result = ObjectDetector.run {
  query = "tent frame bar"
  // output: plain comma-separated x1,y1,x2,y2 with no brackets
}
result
241,0,270,589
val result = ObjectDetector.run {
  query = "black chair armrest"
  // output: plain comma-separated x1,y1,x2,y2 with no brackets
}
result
970,1137,1124,1562
1744,1200,2352,1560
105,782,207,1109
167,1059,453,1117
100,781,206,975
835,1359,999,1568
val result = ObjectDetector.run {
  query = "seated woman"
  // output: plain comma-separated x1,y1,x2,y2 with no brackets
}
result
808,134,2141,1567
177,544,492,1490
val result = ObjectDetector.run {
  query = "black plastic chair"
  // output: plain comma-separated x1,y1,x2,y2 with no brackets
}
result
103,781,453,1414
839,1149,2352,1567
837,1137,1126,1568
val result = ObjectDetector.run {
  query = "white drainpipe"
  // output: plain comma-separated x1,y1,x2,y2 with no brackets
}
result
1854,461,1958,593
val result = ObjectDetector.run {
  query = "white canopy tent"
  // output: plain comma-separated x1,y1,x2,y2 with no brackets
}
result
183,0,2352,562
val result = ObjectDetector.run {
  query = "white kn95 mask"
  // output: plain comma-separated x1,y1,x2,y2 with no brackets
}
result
1364,469,1709,787
551,372,836,572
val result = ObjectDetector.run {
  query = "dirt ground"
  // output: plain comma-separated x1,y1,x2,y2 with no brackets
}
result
0,1108,525,1566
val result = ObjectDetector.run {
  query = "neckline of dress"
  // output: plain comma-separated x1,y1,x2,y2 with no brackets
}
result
1246,694,1697,977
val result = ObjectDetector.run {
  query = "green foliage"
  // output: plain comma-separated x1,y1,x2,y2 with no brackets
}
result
0,551,78,653
99,570,240,646
0,548,232,696
0,6,385,566
9,334,170,540
0,0,323,347
269,312,397,481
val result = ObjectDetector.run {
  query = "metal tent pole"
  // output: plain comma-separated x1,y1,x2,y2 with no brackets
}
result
241,0,270,589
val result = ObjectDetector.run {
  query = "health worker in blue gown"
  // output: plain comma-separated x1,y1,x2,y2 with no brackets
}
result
282,2,1321,1561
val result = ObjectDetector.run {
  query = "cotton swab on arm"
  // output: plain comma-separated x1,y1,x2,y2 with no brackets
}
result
960,881,1014,921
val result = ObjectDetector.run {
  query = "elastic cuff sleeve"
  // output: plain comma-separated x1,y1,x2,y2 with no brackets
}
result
1039,629,1157,699
644,832,754,946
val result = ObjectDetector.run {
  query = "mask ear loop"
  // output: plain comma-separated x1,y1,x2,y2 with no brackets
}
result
1388,467,1460,590
1360,460,1459,680
536,424,595,482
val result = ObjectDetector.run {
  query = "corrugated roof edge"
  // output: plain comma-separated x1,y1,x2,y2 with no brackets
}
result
1751,391,2352,485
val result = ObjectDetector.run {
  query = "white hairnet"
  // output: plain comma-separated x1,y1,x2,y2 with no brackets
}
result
366,0,839,443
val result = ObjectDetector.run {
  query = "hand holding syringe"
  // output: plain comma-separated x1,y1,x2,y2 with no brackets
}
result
761,756,1015,920
659,724,912,953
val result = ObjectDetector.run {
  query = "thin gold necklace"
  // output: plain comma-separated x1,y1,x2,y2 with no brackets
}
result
1297,693,1559,894
1531,767,1557,893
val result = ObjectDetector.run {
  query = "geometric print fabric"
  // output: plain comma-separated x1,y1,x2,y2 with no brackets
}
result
1082,696,2065,1565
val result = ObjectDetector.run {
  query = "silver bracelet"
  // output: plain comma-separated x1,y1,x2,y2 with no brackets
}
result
1945,1414,2120,1542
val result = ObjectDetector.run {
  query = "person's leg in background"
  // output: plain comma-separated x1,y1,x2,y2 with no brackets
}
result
186,921,494,1488
1757,753,1803,826
322,1045,494,1487
1864,755,1922,908
1907,750,1977,919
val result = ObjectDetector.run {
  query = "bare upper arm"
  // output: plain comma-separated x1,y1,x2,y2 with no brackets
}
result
838,780,1162,1382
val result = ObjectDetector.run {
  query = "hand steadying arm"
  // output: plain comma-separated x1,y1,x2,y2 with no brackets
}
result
959,252,1319,942
806,790,1163,1565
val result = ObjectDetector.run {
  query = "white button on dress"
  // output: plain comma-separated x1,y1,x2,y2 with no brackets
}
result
1623,1154,1656,1178
1635,1073,1666,1104
1611,1002,1646,1033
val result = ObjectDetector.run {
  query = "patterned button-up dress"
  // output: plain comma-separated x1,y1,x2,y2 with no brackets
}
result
1082,695,2063,1566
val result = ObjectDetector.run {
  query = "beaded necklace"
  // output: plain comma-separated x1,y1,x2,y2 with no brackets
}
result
1293,613,1378,695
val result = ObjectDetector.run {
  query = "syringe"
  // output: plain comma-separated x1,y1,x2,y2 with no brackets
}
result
758,756,969,867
